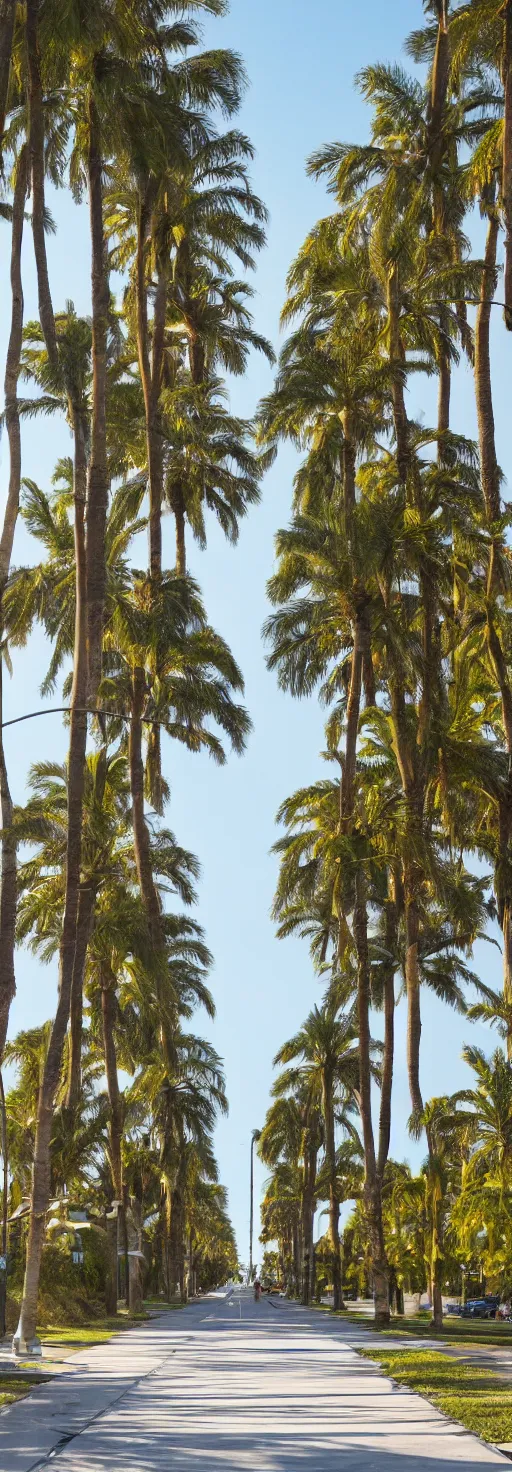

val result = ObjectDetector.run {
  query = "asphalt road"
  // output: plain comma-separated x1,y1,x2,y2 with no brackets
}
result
1,1289,508,1471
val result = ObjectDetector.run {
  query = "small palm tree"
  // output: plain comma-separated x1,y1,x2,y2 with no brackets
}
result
274,1002,363,1312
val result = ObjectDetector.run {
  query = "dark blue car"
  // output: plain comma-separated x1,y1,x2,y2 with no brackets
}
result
461,1295,500,1319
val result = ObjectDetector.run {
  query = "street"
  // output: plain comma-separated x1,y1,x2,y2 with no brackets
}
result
1,1290,507,1471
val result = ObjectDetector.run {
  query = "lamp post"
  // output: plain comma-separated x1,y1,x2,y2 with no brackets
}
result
249,1129,261,1282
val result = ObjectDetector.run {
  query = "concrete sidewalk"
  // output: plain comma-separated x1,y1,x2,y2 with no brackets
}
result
0,1290,508,1470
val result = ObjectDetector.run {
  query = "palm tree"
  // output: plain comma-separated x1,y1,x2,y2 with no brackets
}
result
408,1097,463,1329
22,0,224,686
100,572,249,1040
0,139,29,1060
307,102,484,1134
260,1162,302,1291
13,325,92,1353
259,1084,322,1302
0,0,15,145
4,1022,104,1202
107,114,271,578
449,0,512,329
454,1045,512,1184
187,1181,238,1295
273,1002,364,1312
131,1030,228,1301
0,0,261,1346
88,893,212,1311
467,984,512,1059
12,737,201,1307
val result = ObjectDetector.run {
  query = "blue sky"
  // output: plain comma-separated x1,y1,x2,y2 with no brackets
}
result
0,0,509,1267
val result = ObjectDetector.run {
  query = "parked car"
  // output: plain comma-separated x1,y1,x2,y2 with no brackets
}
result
461,1295,500,1319
445,1301,463,1316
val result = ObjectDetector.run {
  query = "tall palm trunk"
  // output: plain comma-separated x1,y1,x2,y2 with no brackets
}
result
66,91,111,1093
390,687,424,1124
503,0,512,329
172,286,206,569
16,3,91,1351
387,265,409,483
475,205,500,520
101,967,128,1312
321,1066,343,1311
341,408,356,522
26,0,58,370
339,562,391,1321
0,0,15,144
377,873,399,1180
428,1,450,231
300,1162,315,1306
429,5,452,437
169,1181,185,1301
437,346,451,442
429,3,449,141
353,867,389,1325
188,322,205,389
101,969,124,1202
292,1223,301,1295
340,612,366,825
128,667,175,1057
430,1180,445,1330
473,200,512,1024
14,414,88,1355
171,485,187,575
386,273,428,1129
404,867,423,1120
301,1117,319,1306
135,206,167,819
0,148,28,1061
85,92,109,705
188,1230,196,1298
136,193,165,581
129,668,165,955
65,884,96,1110
391,671,425,1122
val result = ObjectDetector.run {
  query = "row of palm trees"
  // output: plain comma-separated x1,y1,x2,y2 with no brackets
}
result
259,1013,512,1318
0,1,267,1349
258,0,512,1327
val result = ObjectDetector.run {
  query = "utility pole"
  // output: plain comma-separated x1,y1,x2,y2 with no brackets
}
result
249,1129,260,1281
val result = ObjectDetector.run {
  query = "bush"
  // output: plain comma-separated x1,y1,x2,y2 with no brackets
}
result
7,1228,110,1327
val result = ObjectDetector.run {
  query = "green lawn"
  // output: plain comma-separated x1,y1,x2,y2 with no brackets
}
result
40,1309,149,1351
0,1374,50,1408
360,1347,512,1444
39,1300,186,1354
329,1308,512,1348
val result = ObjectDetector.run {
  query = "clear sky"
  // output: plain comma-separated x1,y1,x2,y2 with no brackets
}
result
0,0,509,1268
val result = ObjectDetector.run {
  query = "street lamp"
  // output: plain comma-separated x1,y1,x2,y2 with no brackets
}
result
249,1129,261,1281
460,1263,467,1306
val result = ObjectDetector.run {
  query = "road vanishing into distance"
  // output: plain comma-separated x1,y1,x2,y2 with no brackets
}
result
2,1289,508,1471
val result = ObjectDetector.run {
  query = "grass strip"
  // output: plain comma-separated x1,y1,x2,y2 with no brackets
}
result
324,1307,512,1348
359,1346,512,1444
39,1301,185,1353
40,1310,149,1350
0,1374,50,1409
